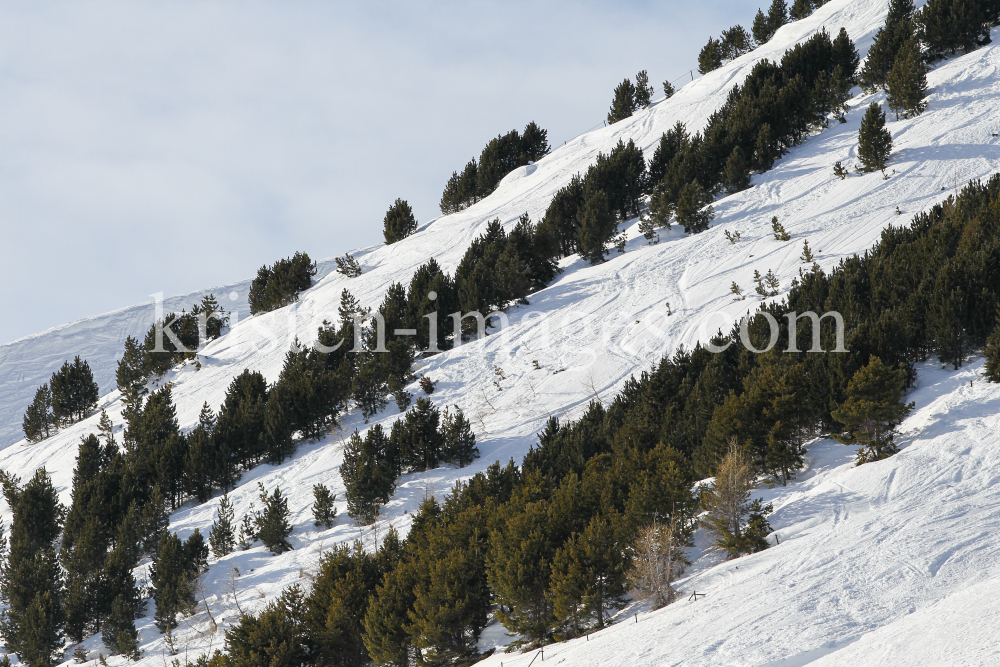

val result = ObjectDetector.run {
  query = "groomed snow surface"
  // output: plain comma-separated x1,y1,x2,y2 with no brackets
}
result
1,0,1000,664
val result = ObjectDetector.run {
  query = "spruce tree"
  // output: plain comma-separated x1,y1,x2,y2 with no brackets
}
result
209,494,236,558
382,198,418,244
886,37,928,119
185,529,209,576
255,484,293,555
312,484,337,529
857,102,892,173
675,181,714,233
606,78,637,124
662,79,675,99
832,355,914,464
578,190,614,265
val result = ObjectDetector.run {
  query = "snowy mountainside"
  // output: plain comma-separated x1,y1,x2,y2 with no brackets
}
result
0,0,999,664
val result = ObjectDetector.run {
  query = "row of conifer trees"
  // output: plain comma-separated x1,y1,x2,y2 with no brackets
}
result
202,172,1000,667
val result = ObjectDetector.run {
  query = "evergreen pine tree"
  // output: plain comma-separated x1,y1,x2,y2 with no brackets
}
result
22,385,54,444
150,532,195,633
255,484,293,555
441,406,478,467
342,426,397,525
0,468,66,667
831,356,914,464
831,27,860,82
789,0,812,20
766,0,789,37
858,0,914,92
209,494,236,558
675,181,714,233
857,103,893,172
886,37,928,119
720,25,752,60
383,198,418,245
985,312,1000,383
724,146,751,193
184,403,216,503
238,510,257,550
697,37,724,74
700,440,760,558
312,484,337,529
662,79,675,99
752,9,772,44
754,123,780,171
50,356,99,424
606,78,637,124
103,594,140,660
578,190,614,265
185,529,209,576
634,70,653,107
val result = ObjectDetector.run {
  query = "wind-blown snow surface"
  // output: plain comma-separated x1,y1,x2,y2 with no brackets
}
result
0,0,999,664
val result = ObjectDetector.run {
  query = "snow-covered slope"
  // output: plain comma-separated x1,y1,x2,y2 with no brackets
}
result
2,0,1000,664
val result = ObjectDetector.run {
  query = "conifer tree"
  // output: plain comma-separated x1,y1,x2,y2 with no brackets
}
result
831,27,860,82
697,37,724,74
238,510,257,551
985,313,1000,383
549,514,628,632
103,594,140,660
675,181,714,234
209,494,236,558
752,9,772,44
342,426,397,525
832,355,914,464
185,529,209,576
766,0,789,37
754,123,780,171
50,356,99,424
441,406,478,467
724,146,751,193
578,190,614,264
0,468,65,667
662,79,675,99
886,37,928,119
857,103,893,173
312,484,337,529
255,484,293,555
22,384,54,443
606,78,637,124
790,0,813,20
858,0,914,92
383,198,418,244
700,440,762,558
151,532,195,633
634,70,653,107
184,403,217,503
720,25,752,60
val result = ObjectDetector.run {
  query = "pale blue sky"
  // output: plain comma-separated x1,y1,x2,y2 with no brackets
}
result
0,0,758,343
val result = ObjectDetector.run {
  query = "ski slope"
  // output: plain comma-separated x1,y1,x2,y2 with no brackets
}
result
1,0,999,664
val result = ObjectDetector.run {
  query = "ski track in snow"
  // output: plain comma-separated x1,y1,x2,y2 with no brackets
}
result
1,0,1000,664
